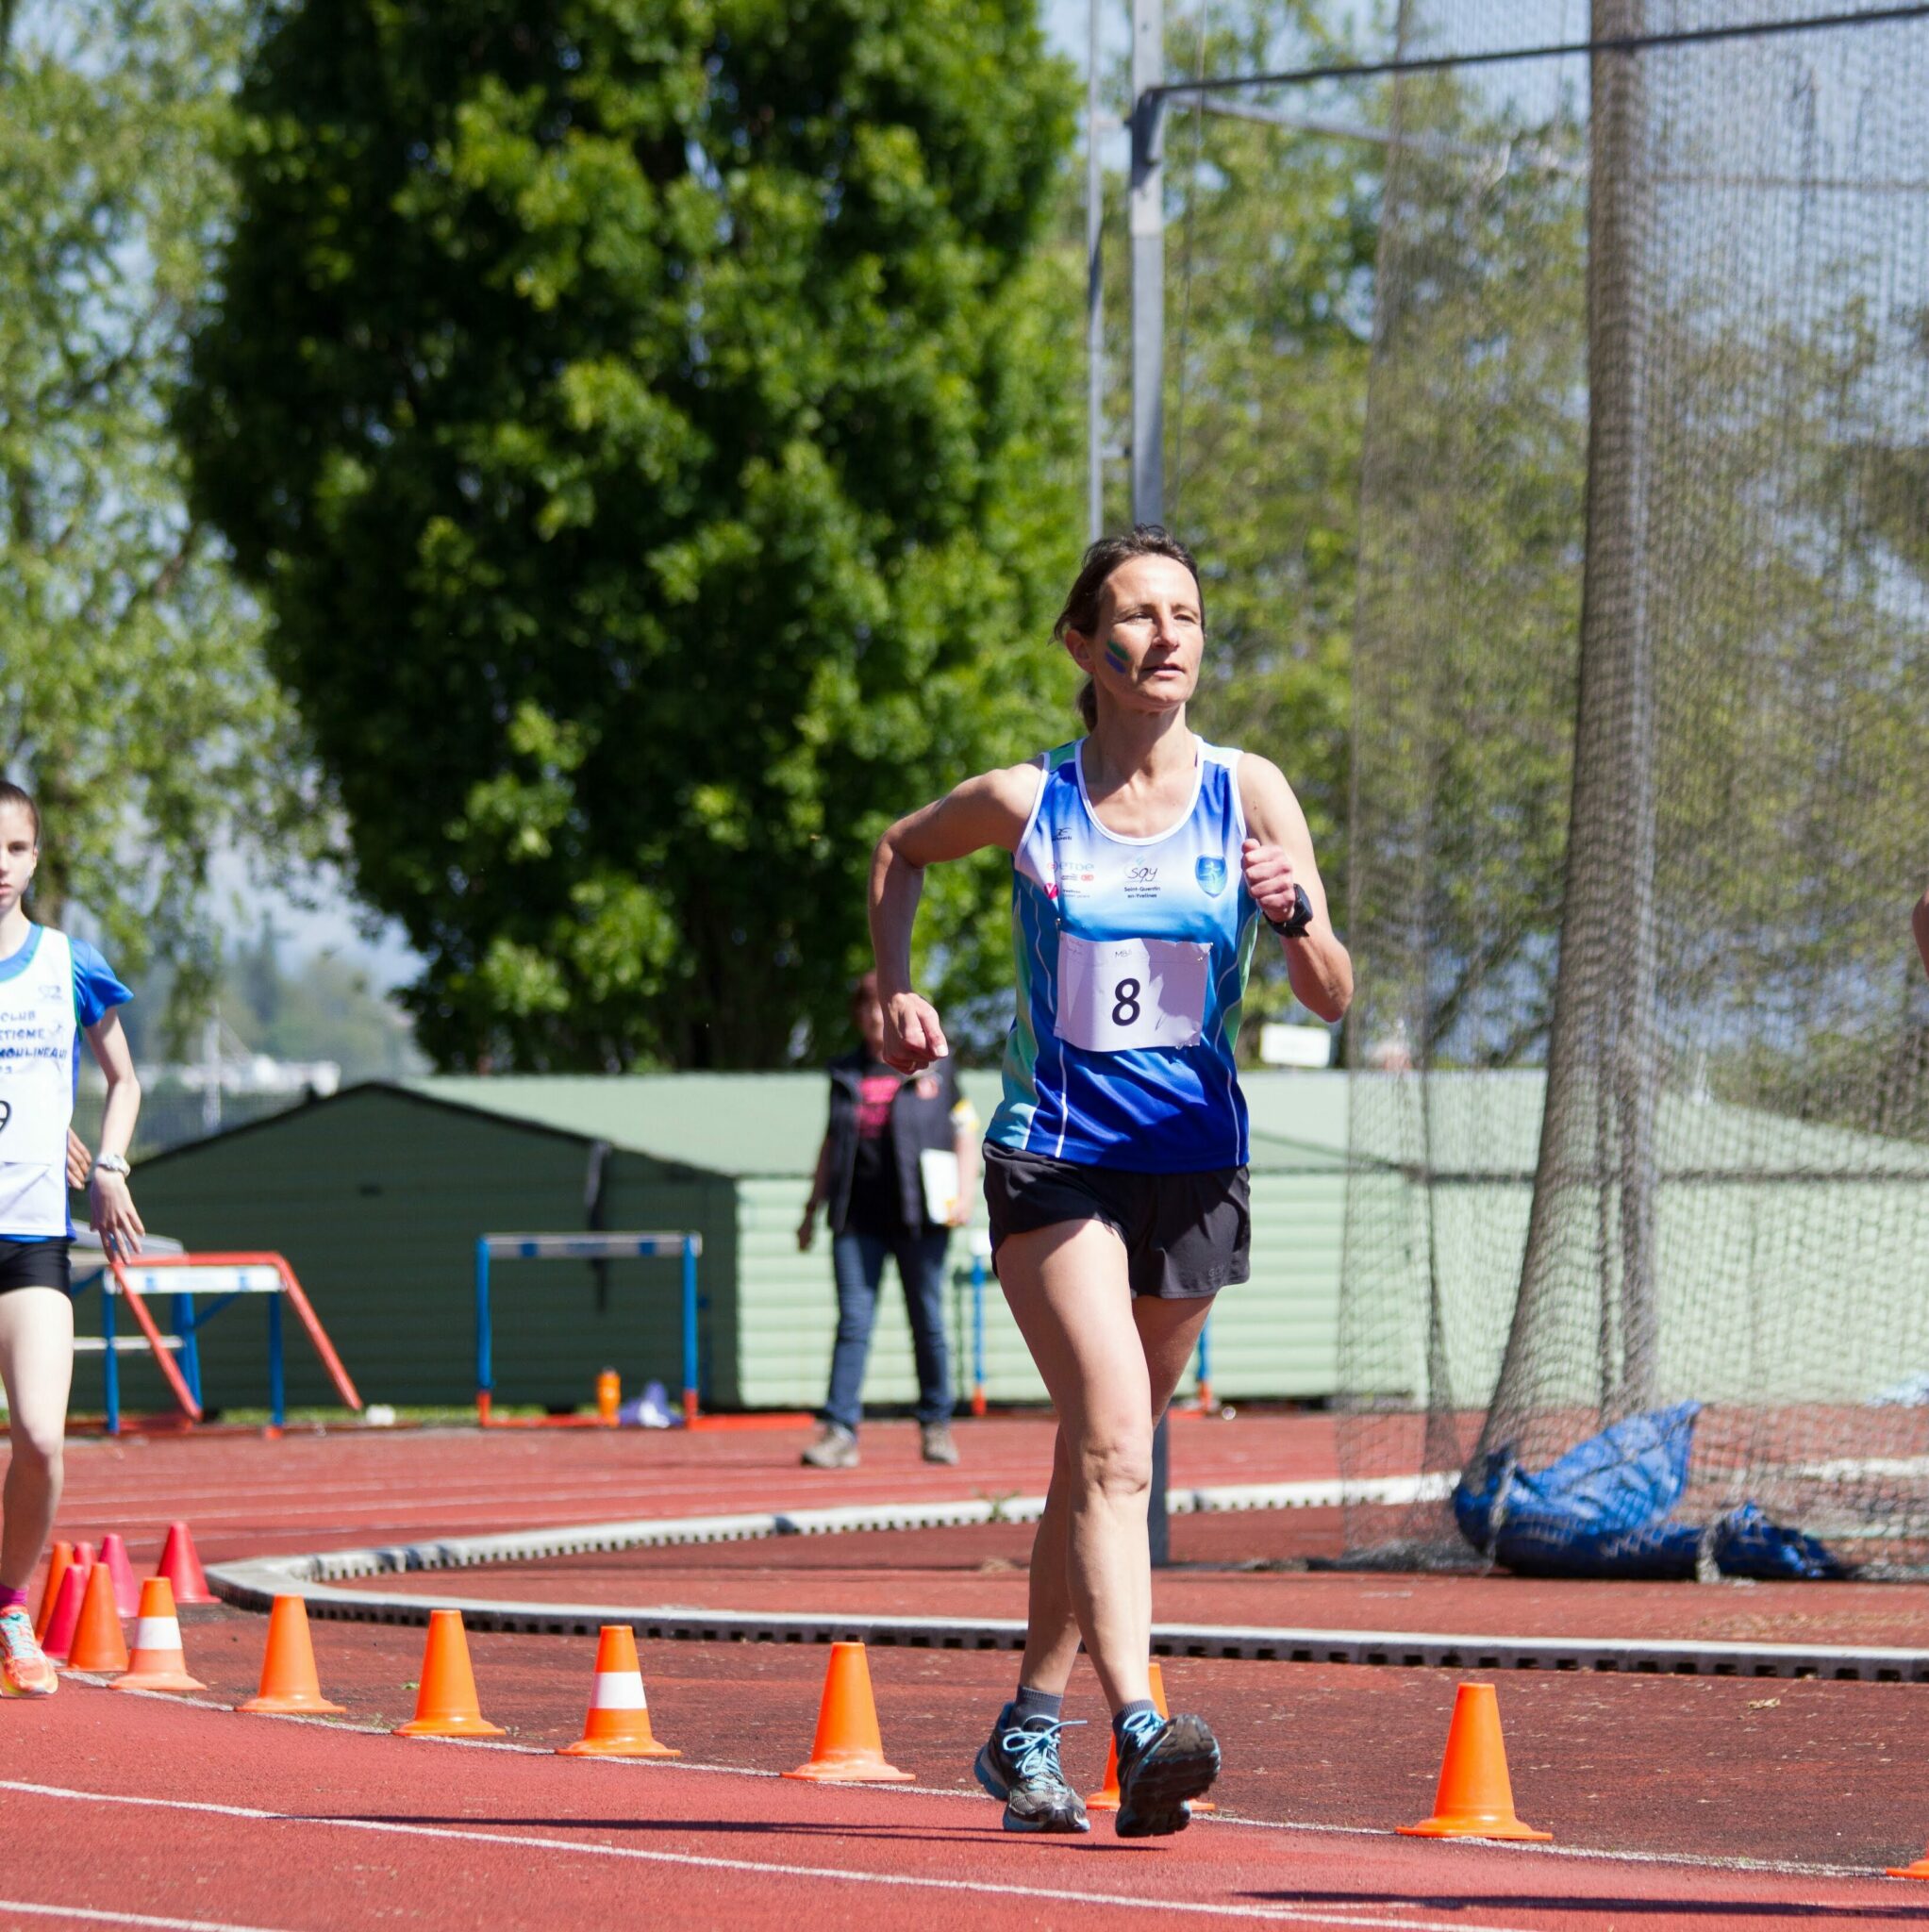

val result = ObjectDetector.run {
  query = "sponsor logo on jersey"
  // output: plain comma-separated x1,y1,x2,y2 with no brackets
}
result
1124,863,1160,901
1059,865,1098,897
1195,857,1228,897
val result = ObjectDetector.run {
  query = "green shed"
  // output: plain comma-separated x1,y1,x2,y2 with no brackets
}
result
81,1072,1356,1416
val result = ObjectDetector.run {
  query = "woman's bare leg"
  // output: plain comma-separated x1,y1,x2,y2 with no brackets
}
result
0,1288,74,1591
998,1220,1214,1712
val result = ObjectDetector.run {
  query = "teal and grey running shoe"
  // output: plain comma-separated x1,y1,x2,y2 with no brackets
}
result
1113,1709,1221,1839
973,1711,1090,1834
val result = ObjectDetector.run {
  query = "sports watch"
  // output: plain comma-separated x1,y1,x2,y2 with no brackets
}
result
1266,884,1315,939
91,1152,131,1178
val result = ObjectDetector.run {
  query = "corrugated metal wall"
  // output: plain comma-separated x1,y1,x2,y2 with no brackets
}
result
733,1169,1345,1412
97,1074,1354,1418
95,1090,736,1413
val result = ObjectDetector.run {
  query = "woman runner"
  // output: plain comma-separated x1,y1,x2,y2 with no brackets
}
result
868,528,1352,1836
0,779,143,1696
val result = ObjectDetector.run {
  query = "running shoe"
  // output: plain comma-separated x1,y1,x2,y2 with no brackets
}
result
0,1606,57,1697
973,1710,1090,1834
1113,1709,1220,1839
920,1422,960,1466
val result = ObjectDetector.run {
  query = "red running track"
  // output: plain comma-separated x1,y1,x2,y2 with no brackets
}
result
38,1411,1329,1563
13,1416,1929,1924
6,1674,1929,1932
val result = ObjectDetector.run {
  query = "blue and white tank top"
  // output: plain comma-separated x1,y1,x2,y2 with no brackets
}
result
0,924,133,1241
986,738,1259,1173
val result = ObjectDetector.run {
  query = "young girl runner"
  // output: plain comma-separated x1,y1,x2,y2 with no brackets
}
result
0,780,143,1695
869,528,1352,1836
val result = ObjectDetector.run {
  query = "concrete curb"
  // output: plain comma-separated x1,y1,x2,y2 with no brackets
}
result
203,1473,1929,1679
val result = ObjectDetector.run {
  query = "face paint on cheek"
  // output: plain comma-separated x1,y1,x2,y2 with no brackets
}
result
1104,640,1130,675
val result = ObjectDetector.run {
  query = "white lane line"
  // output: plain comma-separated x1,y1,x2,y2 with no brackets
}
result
0,1781,1542,1932
0,1901,293,1932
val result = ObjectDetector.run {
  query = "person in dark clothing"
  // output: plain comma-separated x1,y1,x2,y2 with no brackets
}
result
796,972,978,1468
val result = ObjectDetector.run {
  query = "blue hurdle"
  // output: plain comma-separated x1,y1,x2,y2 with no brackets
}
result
474,1230,704,1426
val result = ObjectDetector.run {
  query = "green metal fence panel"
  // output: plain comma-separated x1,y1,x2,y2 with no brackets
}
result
99,1090,732,1412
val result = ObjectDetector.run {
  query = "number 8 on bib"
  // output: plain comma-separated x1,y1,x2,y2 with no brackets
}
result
1055,934,1211,1054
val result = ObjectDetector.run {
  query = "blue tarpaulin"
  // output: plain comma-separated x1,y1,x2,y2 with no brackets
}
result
1453,1401,1848,1580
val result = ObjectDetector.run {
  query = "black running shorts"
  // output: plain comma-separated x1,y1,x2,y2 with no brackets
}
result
982,1143,1249,1300
0,1239,73,1298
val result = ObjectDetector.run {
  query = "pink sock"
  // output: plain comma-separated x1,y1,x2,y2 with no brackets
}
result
0,1586,30,1612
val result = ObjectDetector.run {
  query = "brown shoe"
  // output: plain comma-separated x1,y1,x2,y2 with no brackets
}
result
801,1423,859,1470
921,1423,960,1466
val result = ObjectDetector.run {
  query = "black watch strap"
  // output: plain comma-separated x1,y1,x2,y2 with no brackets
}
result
1266,883,1314,939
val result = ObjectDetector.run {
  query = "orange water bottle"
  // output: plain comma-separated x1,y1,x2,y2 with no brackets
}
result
596,1368,621,1426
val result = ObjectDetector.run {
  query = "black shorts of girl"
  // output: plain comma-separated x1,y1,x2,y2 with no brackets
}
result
0,1239,73,1297
983,1143,1249,1299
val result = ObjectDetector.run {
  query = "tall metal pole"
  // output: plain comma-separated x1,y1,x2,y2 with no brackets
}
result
1087,0,1106,542
1129,0,1164,528
1130,0,1172,1566
1589,0,1658,1408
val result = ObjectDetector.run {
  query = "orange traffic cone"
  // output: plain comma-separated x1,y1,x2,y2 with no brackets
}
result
62,1559,129,1674
558,1625,679,1757
113,1577,206,1693
240,1595,345,1715
41,1560,89,1661
99,1533,141,1618
33,1541,75,1641
1398,1683,1551,1841
1087,1661,1214,1811
394,1609,505,1737
155,1522,215,1607
783,1641,913,1782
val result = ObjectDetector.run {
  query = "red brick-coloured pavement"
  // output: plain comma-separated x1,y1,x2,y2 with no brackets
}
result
11,1410,1929,1924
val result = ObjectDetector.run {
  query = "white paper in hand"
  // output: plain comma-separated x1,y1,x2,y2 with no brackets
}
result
920,1147,961,1224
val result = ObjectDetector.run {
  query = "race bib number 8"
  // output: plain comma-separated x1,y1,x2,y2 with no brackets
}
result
1055,934,1210,1054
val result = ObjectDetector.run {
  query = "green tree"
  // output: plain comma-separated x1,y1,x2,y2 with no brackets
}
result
182,0,1082,1071
0,0,311,1012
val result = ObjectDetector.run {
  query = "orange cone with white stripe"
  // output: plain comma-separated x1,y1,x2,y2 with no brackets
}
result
558,1625,679,1757
113,1577,206,1693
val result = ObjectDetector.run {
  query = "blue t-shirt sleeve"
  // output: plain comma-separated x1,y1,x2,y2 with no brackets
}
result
71,937,132,1031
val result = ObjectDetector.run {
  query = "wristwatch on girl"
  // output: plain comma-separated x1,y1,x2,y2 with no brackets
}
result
1266,885,1314,939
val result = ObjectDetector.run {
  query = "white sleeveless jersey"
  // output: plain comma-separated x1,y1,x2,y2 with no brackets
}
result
986,738,1259,1173
0,927,78,1237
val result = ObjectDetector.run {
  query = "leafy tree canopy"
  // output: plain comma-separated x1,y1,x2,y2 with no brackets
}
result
183,0,1083,1070
0,0,312,1016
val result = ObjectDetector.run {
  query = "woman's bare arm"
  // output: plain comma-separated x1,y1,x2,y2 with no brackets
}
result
84,1009,144,1256
869,764,1039,1072
1238,756,1354,1024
